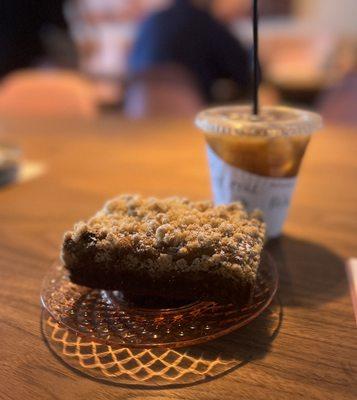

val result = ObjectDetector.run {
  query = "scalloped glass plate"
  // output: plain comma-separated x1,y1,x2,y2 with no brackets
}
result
40,252,278,349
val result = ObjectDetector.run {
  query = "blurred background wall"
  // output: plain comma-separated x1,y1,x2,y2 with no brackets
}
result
296,0,357,37
0,0,355,124
2,0,356,80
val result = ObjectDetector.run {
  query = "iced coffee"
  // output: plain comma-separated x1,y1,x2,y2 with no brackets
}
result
196,105,322,238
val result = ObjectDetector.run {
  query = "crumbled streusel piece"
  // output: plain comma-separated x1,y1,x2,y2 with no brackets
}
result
61,195,265,305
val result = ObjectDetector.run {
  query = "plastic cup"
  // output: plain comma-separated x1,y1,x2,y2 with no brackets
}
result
195,105,322,238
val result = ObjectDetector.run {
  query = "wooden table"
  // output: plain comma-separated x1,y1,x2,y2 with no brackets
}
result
0,117,356,400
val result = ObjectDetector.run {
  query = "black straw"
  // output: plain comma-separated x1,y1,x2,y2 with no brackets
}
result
253,0,259,115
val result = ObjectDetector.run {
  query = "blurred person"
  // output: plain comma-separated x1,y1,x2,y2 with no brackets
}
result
318,66,357,126
0,0,74,78
128,0,253,104
211,0,250,23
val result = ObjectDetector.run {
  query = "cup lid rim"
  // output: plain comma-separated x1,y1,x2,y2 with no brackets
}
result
195,105,323,137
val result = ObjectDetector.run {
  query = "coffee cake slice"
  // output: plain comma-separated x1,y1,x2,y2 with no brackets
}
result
61,195,265,305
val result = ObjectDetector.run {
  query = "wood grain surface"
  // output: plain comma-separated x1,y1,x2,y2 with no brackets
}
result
0,117,356,400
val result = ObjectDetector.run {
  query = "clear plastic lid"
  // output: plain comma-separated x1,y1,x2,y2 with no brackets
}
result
195,105,322,137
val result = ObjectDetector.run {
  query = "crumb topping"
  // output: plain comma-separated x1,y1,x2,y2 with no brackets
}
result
62,195,265,284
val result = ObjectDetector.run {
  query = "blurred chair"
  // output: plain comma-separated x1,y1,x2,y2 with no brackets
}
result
123,64,204,119
317,71,357,126
0,69,98,118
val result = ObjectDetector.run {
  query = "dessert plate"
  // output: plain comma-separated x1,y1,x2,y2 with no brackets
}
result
41,252,278,349
41,296,282,387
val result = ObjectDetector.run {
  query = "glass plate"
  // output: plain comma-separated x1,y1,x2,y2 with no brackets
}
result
41,296,282,387
40,252,278,349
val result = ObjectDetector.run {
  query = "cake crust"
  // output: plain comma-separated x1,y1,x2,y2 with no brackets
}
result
61,195,265,305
